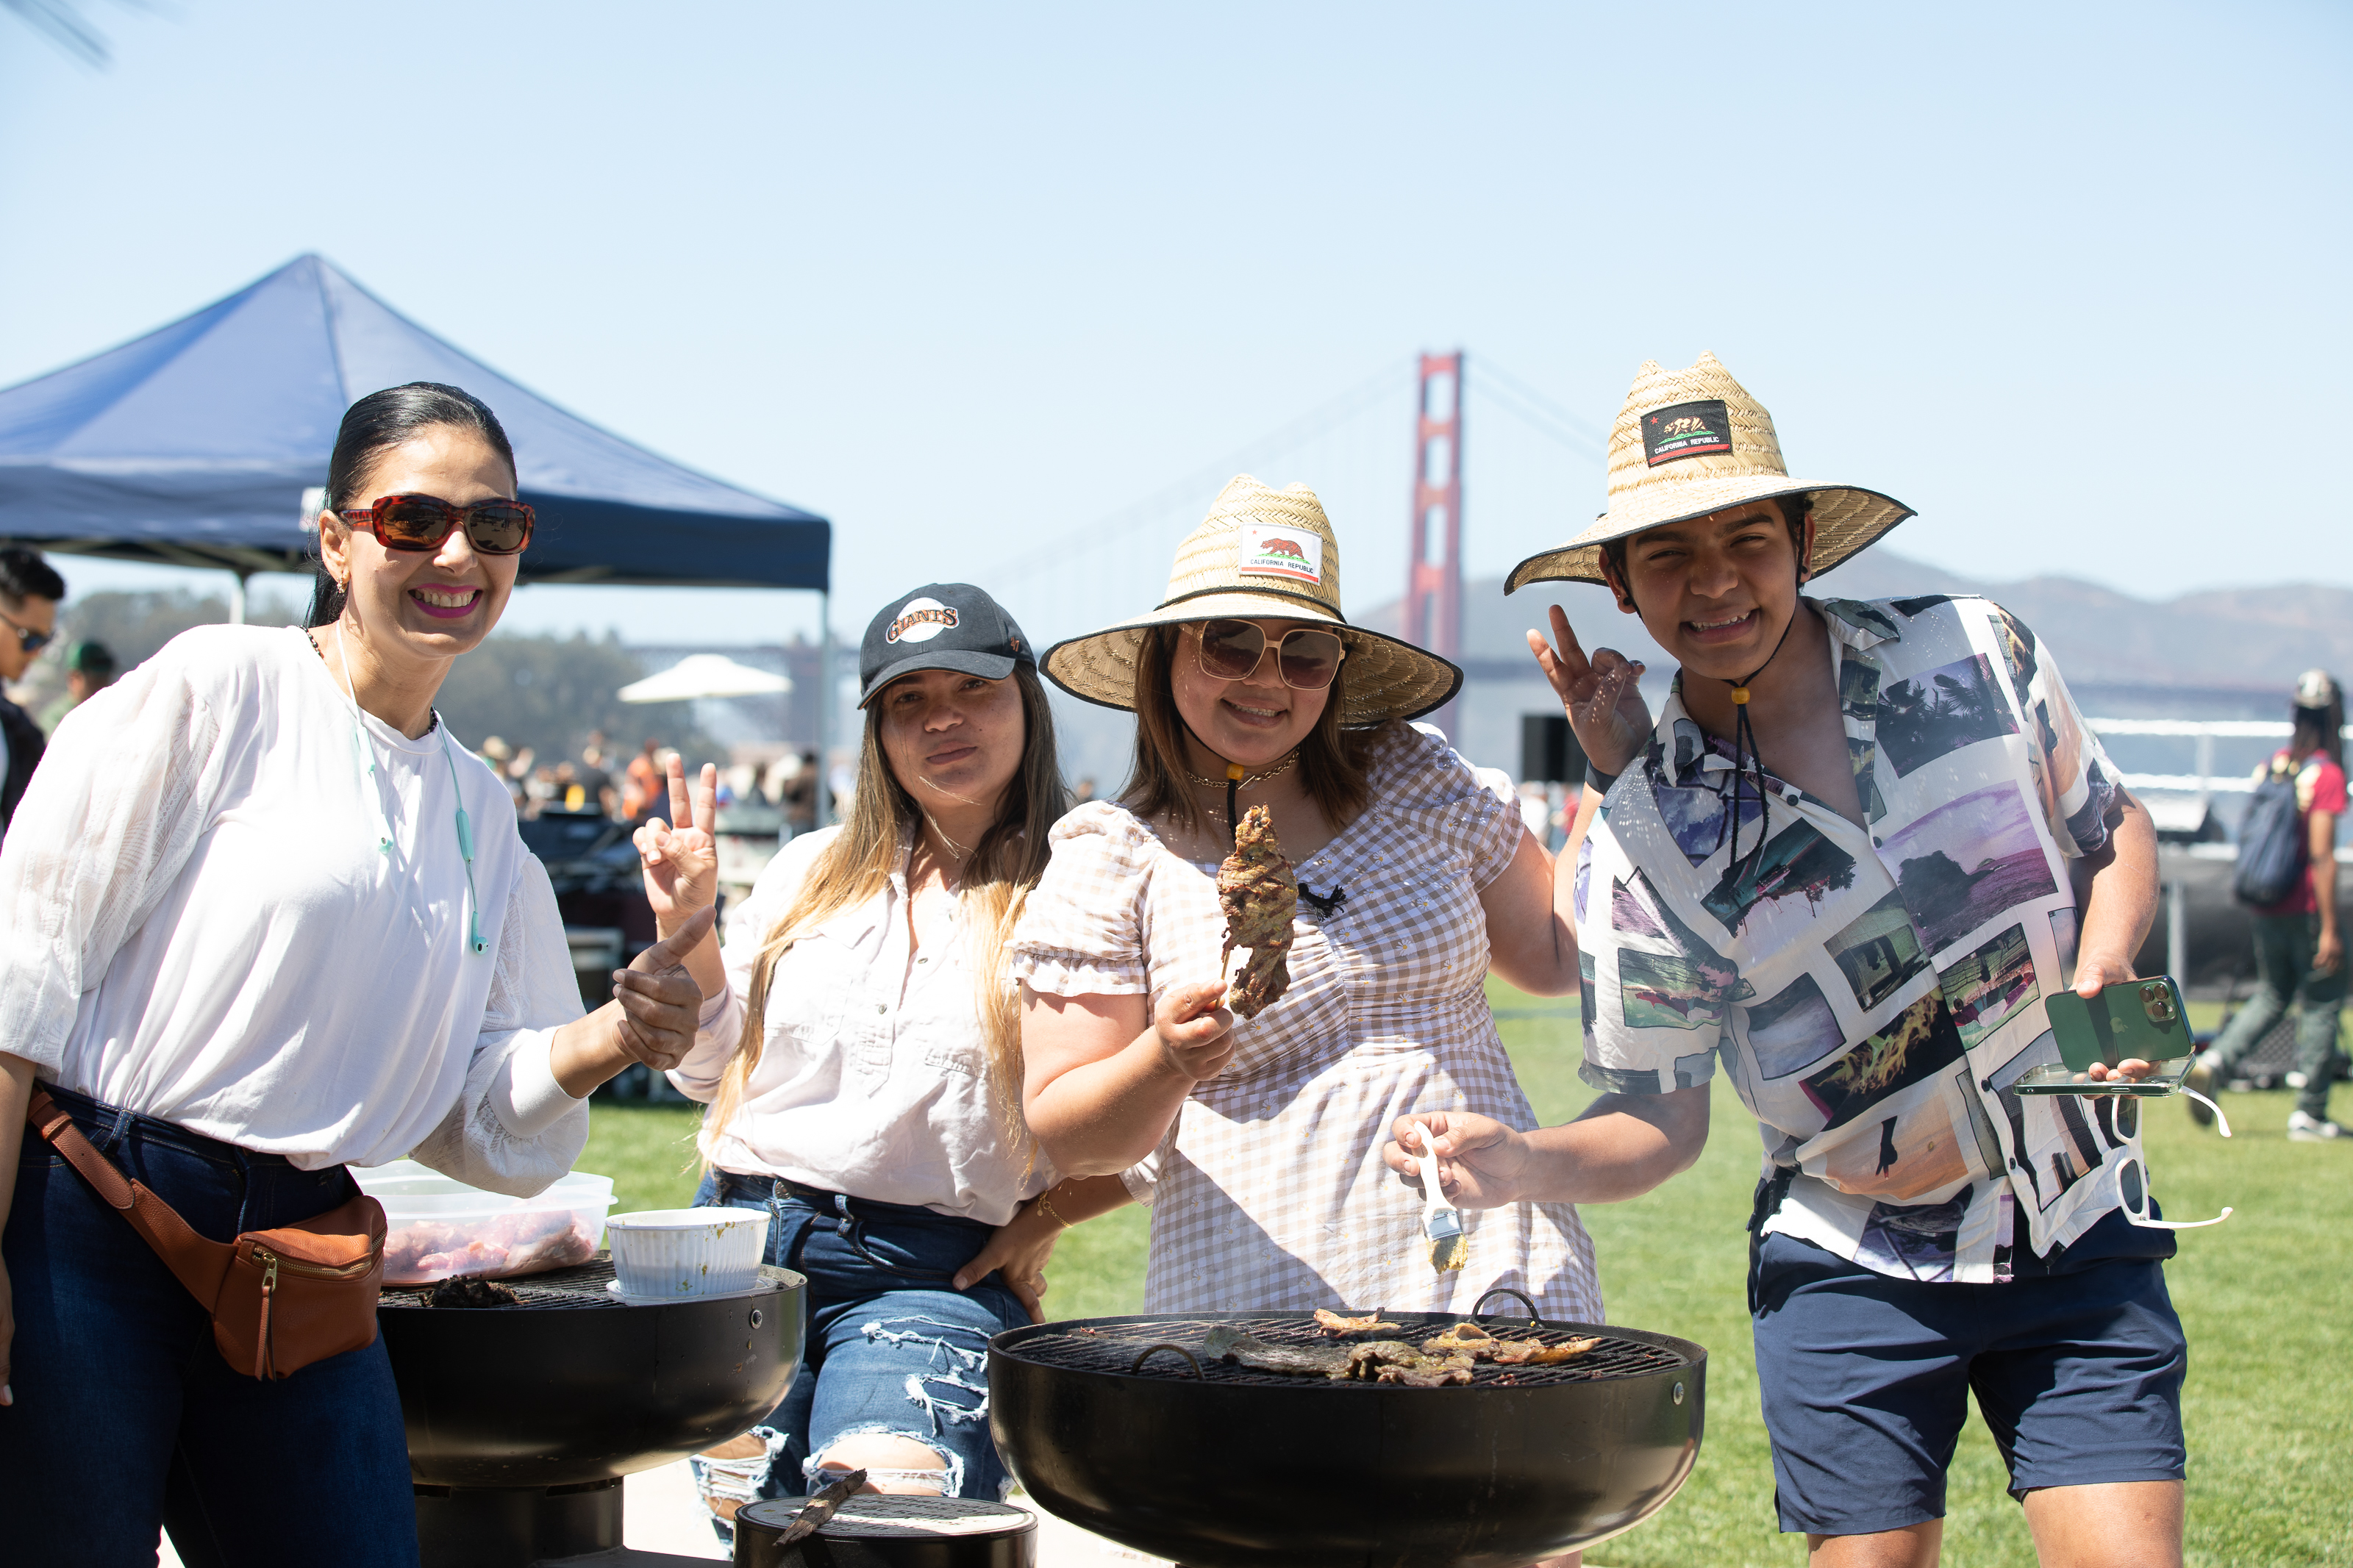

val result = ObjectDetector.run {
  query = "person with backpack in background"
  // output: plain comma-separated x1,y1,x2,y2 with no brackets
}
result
2189,670,2346,1140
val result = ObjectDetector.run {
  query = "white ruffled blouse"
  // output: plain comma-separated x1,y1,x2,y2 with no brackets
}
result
0,626,589,1195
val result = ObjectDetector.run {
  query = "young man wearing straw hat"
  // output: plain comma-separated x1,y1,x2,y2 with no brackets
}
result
1382,356,2191,1567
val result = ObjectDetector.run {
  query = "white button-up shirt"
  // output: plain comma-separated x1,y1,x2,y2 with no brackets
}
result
671,826,1050,1226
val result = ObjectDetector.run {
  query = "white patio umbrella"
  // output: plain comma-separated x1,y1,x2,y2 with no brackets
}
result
618,654,793,704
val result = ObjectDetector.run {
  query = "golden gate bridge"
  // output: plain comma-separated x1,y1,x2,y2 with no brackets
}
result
940,351,1611,678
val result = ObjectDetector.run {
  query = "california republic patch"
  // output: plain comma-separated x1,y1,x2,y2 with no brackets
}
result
1641,400,1735,467
1238,523,1323,585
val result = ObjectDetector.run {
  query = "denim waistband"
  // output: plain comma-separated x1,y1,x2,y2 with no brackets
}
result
35,1081,303,1169
710,1170,990,1234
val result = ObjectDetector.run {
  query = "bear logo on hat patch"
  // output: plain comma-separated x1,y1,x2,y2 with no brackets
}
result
886,598,959,643
1239,524,1323,586
1641,399,1735,467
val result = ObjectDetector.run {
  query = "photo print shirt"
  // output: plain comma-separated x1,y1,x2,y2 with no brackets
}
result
1576,595,2140,1284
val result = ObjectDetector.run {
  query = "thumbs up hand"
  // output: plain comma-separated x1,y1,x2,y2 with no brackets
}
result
609,904,717,1072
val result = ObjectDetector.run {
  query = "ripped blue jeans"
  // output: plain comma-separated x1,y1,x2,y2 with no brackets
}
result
693,1171,1025,1501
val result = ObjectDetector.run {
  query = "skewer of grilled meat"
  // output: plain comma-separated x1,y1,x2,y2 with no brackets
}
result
1218,805,1296,1020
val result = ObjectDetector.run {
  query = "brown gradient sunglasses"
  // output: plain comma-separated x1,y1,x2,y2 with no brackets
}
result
1192,618,1347,690
337,493,535,556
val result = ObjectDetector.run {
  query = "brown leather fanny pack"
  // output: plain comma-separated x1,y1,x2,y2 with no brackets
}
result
26,1089,388,1380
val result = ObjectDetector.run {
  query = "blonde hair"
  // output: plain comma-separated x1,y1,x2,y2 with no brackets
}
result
707,666,1069,1156
1120,623,1384,837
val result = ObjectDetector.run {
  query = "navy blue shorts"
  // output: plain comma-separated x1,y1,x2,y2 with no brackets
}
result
1750,1231,2187,1536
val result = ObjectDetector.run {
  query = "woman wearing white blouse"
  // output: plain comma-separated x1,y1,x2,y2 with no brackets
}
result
0,383,709,1568
634,582,1128,1528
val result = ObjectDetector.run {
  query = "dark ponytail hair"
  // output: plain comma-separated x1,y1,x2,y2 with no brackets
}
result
308,382,519,628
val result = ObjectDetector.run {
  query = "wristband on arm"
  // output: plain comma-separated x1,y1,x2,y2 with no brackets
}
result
1586,760,1618,795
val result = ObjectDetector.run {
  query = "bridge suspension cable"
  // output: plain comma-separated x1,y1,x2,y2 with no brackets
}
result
990,359,1416,581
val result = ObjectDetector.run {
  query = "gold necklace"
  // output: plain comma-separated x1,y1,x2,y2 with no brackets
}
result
1183,753,1297,792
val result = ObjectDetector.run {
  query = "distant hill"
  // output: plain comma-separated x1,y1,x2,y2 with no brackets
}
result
1352,546,2350,785
1361,545,2353,697
1042,546,2353,796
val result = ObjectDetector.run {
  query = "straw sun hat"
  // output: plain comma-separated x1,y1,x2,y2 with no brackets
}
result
1504,352,1914,593
1043,475,1463,726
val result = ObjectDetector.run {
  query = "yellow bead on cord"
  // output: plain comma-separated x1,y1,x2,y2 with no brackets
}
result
1226,762,1246,780
1719,574,1801,867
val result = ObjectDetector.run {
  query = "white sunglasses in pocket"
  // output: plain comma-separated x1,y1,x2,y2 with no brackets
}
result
2115,1152,2231,1231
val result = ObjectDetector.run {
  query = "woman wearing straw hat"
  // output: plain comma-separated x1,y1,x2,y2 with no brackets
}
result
1013,476,1652,1339
1382,355,2187,1567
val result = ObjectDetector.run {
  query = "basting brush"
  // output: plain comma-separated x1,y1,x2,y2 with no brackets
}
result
1413,1131,1468,1272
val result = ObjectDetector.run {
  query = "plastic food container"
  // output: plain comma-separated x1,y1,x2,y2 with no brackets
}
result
352,1164,618,1286
604,1208,771,1299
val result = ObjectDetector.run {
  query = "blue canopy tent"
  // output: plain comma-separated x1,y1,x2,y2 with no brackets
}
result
0,254,829,591
0,254,837,813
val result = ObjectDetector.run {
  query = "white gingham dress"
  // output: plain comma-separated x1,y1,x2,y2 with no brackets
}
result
1010,723,1603,1320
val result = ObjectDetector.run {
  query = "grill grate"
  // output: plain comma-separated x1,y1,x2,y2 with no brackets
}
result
1001,1315,1686,1389
379,1259,629,1311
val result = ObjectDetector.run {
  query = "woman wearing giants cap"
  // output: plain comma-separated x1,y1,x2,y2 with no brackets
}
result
631,583,1130,1531
1011,477,1648,1353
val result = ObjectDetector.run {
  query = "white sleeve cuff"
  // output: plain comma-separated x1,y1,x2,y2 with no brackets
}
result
493,1028,584,1137
665,987,743,1102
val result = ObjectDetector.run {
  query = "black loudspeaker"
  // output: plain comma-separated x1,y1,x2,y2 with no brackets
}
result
1521,713,1588,784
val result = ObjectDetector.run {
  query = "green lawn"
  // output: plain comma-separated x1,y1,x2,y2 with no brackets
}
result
579,990,2352,1567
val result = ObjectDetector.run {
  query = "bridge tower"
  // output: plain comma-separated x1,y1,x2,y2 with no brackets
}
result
1402,351,1465,736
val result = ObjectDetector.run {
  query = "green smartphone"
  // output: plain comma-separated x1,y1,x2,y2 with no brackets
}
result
2013,976,2195,1098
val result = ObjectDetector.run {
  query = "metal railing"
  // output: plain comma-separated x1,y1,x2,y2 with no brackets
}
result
2088,718,2353,803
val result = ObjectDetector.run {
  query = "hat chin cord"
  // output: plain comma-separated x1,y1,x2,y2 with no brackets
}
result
1713,590,1805,874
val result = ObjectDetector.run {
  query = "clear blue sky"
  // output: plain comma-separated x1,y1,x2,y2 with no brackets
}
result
4,1,2346,650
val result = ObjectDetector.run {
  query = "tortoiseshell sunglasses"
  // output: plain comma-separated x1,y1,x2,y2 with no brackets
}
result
337,493,535,556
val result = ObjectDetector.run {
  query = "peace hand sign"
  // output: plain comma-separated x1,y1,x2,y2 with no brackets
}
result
634,756,721,939
1527,604,1651,778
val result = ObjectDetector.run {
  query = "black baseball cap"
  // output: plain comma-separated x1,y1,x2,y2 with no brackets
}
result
857,583,1035,707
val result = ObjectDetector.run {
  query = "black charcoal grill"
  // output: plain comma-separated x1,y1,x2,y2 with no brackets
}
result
989,1295,1704,1568
379,1258,804,1568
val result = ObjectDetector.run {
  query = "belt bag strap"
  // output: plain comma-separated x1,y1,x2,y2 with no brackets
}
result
26,1089,388,1380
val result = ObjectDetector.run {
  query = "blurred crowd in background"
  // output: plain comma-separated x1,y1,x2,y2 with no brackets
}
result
476,728,820,837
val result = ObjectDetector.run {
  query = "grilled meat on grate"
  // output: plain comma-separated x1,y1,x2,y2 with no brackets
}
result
1021,1314,1679,1389
382,1259,639,1311
1202,1325,1352,1378
426,1274,523,1309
